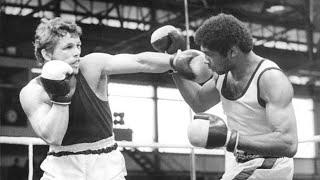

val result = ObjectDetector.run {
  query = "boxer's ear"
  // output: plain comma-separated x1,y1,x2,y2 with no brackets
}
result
228,46,239,58
41,49,52,62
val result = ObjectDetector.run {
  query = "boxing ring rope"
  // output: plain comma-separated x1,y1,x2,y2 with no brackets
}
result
0,135,320,180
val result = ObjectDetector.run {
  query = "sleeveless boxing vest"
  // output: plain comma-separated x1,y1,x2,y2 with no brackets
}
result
216,60,281,135
61,70,113,145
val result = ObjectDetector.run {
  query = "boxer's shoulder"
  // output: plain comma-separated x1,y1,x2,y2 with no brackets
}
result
78,53,110,95
80,53,112,74
20,77,50,113
259,67,288,88
22,77,44,95
80,53,112,65
258,68,293,102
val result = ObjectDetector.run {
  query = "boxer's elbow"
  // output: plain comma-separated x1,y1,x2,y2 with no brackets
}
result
42,136,61,146
285,139,298,158
190,99,212,113
36,125,62,145
39,130,61,145
282,145,297,158
280,133,298,157
190,101,210,113
192,106,208,114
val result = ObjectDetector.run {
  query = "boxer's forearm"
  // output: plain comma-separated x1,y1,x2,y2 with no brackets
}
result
35,104,69,145
172,74,220,113
135,52,172,73
172,74,206,113
238,131,297,157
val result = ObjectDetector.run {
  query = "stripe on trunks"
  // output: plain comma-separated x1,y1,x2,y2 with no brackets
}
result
232,158,277,180
47,143,118,157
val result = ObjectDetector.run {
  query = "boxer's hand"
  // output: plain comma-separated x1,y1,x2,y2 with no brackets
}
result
187,113,238,152
189,54,213,84
151,25,186,54
40,60,77,105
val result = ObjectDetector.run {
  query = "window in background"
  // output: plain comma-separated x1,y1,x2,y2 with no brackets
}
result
293,98,315,158
157,87,224,155
108,83,155,145
157,87,191,153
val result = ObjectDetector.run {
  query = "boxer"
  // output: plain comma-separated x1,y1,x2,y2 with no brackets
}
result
20,17,175,180
151,14,298,180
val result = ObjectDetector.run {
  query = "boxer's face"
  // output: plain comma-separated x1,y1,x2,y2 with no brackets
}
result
201,46,231,75
51,33,81,74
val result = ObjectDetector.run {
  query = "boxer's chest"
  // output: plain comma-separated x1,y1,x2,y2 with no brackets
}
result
223,76,252,99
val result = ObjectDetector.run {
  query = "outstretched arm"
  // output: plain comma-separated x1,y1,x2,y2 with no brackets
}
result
81,52,173,75
238,70,298,157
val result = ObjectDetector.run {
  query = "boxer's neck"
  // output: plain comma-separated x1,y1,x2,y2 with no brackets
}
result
230,51,261,81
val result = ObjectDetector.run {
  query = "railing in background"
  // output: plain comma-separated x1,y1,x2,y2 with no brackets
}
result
0,135,320,180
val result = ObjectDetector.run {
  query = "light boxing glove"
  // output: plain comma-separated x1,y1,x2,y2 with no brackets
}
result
40,60,76,105
187,113,239,152
150,25,186,54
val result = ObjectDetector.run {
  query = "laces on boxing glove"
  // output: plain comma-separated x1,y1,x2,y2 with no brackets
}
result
51,100,71,106
168,49,181,74
226,130,240,154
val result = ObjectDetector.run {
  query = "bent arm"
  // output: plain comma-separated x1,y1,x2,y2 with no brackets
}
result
238,70,298,157
172,73,220,113
82,52,173,75
20,84,69,145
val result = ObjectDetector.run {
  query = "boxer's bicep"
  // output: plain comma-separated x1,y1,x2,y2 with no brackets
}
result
260,70,298,155
261,70,296,131
20,85,51,136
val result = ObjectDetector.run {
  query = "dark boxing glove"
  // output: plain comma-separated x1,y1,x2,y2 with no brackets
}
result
150,25,186,54
170,49,211,81
187,113,239,152
40,60,76,105
169,50,195,79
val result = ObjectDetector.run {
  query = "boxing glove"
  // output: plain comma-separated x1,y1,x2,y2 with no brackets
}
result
150,25,186,54
40,60,76,105
187,113,238,152
171,50,212,83
188,54,213,84
170,50,194,79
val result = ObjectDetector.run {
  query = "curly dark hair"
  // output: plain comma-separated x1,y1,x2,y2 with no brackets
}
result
194,13,253,56
34,17,82,65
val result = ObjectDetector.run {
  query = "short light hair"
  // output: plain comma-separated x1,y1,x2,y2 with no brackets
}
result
34,17,82,64
195,13,253,56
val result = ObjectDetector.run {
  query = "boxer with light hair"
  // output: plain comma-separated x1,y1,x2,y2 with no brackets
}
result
19,17,176,180
152,13,298,180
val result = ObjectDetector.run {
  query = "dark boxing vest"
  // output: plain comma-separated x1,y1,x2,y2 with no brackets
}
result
61,70,113,145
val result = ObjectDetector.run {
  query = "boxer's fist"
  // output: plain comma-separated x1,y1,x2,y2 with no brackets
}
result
151,25,186,54
40,60,76,105
172,50,212,83
189,55,213,84
187,113,238,152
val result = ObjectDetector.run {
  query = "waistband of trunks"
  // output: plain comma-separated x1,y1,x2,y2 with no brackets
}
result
48,136,116,156
47,143,118,157
234,150,281,163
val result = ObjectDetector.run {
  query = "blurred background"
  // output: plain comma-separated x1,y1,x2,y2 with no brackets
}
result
0,0,319,179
